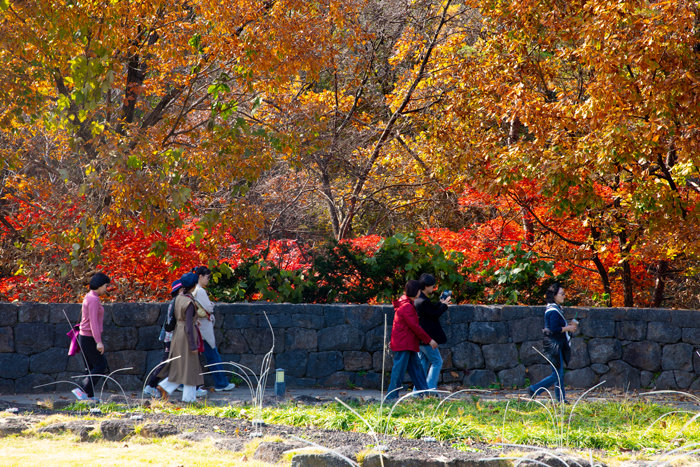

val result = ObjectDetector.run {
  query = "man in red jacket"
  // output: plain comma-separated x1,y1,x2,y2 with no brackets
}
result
385,280,438,400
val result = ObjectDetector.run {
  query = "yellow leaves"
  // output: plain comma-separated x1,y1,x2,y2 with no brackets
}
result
683,71,698,84
1,0,696,278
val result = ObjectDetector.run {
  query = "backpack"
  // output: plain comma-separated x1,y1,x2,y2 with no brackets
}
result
163,299,177,333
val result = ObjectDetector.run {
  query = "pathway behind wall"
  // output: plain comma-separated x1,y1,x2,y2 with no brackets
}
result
0,303,698,393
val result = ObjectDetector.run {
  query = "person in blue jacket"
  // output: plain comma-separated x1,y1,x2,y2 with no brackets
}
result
415,273,451,391
527,282,578,403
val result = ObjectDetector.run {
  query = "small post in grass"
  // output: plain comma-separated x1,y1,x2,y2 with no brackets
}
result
274,368,285,397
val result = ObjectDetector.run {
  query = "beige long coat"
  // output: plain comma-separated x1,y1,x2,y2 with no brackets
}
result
159,294,204,387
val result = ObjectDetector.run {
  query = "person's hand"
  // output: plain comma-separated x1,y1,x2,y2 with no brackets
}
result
429,339,438,349
96,342,105,354
440,296,452,305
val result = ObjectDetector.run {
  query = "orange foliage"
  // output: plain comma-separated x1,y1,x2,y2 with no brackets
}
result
0,1,696,308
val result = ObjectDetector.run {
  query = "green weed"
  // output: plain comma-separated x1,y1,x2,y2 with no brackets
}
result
63,396,700,456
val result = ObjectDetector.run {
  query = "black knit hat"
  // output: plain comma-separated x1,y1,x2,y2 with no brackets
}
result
179,272,198,290
419,273,436,287
89,272,111,290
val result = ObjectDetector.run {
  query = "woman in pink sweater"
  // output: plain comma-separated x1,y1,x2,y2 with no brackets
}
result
72,272,111,401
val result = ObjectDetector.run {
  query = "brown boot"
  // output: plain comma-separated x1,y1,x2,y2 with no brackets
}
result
156,385,169,402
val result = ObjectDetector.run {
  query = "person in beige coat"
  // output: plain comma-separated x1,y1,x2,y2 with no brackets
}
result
157,272,204,402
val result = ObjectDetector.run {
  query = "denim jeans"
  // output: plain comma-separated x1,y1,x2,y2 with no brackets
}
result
203,341,229,389
418,344,443,390
386,350,429,400
529,348,566,401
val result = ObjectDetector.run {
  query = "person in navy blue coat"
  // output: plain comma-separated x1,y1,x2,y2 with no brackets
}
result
527,282,578,403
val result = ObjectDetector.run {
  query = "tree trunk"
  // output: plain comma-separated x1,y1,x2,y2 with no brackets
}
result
520,206,534,244
318,161,341,240
590,227,612,306
591,253,613,306
652,260,669,307
619,230,634,307
621,259,634,307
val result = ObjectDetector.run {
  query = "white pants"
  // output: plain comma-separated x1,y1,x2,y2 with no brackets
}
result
158,377,196,402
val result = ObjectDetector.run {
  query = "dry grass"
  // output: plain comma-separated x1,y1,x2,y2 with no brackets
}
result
0,433,278,466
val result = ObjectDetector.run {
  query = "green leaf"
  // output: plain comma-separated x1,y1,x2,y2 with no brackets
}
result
127,155,143,170
188,33,202,51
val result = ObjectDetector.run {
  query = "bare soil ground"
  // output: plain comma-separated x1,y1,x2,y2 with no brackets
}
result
2,388,700,466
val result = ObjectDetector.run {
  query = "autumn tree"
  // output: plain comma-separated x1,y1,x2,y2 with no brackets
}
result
1,0,697,307
247,0,483,242
415,0,700,306
0,0,374,291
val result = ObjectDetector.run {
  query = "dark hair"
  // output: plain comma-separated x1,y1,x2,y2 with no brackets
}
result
418,273,436,288
545,282,562,303
405,279,422,298
192,265,211,276
89,272,111,290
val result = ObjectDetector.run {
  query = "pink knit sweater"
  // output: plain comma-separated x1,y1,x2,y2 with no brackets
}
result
79,290,104,344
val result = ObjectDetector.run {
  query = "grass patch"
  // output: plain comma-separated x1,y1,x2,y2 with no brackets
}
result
260,399,699,454
29,413,77,429
61,397,700,458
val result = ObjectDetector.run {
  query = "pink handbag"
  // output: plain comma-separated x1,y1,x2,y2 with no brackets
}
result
66,325,80,356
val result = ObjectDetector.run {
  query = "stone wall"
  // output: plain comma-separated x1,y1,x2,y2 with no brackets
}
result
0,302,698,393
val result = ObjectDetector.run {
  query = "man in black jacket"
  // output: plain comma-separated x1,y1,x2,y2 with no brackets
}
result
415,273,451,391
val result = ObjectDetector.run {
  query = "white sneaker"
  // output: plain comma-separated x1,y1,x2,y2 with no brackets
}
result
214,383,236,392
143,386,158,398
72,388,89,401
196,387,208,398
175,384,183,392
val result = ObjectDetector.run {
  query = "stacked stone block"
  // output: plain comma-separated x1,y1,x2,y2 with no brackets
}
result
0,301,698,393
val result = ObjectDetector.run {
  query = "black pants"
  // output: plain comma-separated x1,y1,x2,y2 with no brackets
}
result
146,342,171,388
78,335,109,397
